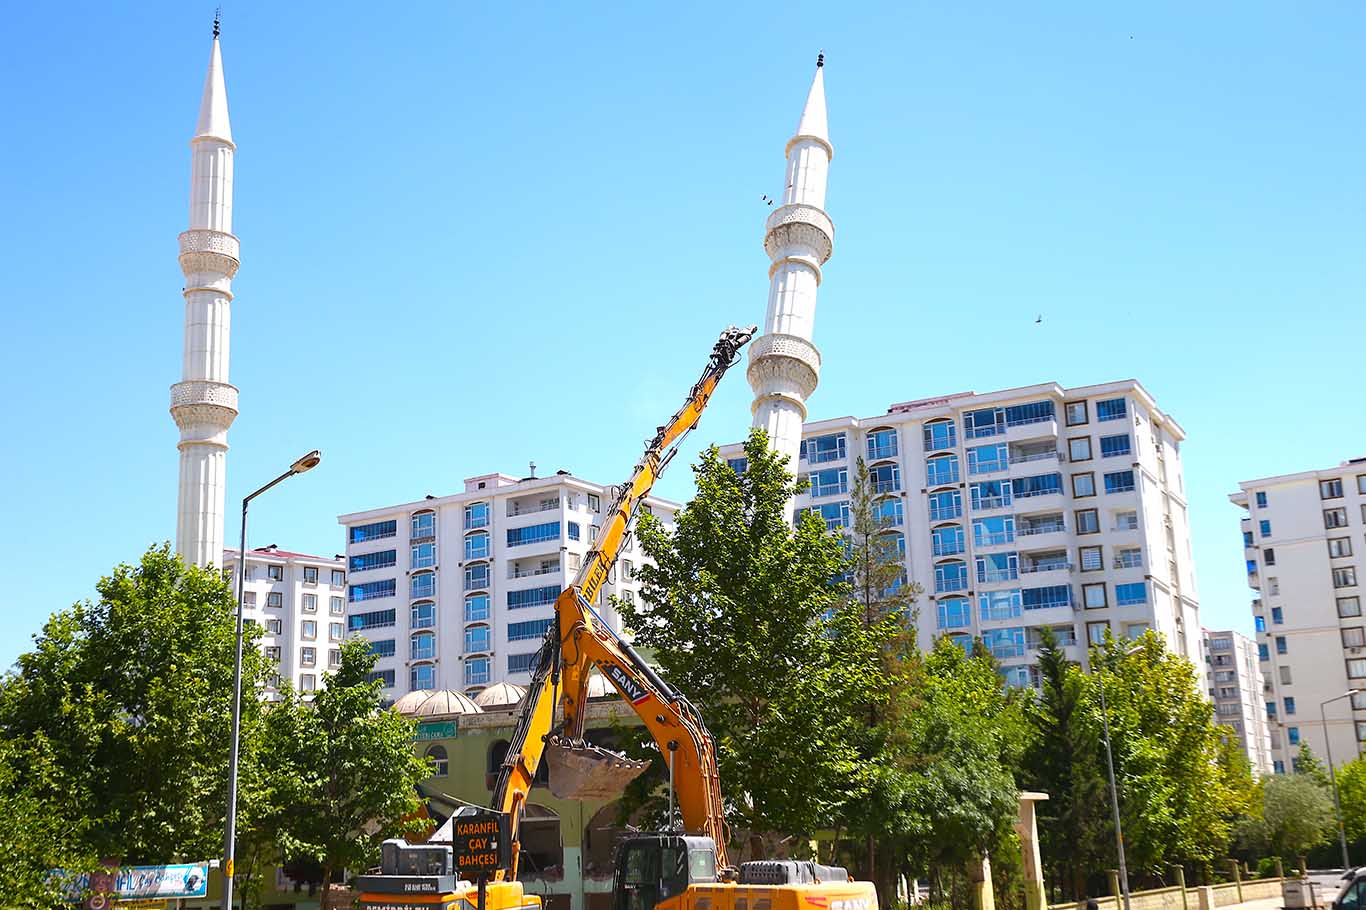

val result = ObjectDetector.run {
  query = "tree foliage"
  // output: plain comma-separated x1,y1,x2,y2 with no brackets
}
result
1236,776,1335,860
0,544,270,866
261,636,433,910
0,736,94,908
621,431,889,838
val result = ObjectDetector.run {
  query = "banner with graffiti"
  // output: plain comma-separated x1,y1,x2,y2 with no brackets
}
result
64,863,209,901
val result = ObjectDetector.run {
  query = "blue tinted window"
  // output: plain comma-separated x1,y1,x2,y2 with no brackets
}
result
1254,615,1266,632
976,553,1019,584
1096,398,1127,422
348,608,396,631
872,498,904,527
983,627,1026,659
465,657,490,685
1284,697,1296,715
922,421,957,451
411,511,436,539
464,563,490,591
350,550,396,572
1243,531,1253,547
411,601,436,628
1023,585,1071,610
979,590,1023,621
1099,434,1131,458
934,561,969,593
410,664,437,690
413,542,437,568
808,501,851,531
1266,702,1277,718
1104,471,1135,494
1288,727,1300,745
567,522,581,541
967,444,1009,475
1115,582,1146,606
1255,491,1268,508
727,457,748,475
410,572,436,599
1276,636,1287,655
369,669,396,687
964,408,1005,439
464,502,490,529
349,520,397,543
508,652,538,674
508,585,560,609
464,625,491,653
507,521,560,547
369,639,396,658
869,462,901,493
932,524,965,557
1259,520,1271,538
1012,473,1062,498
970,480,1013,510
1003,401,1054,426
464,595,489,622
1271,607,1283,625
867,429,898,460
937,598,971,629
464,533,489,560
349,579,396,603
809,468,849,497
801,433,847,464
508,618,554,642
1258,643,1269,661
925,455,959,486
928,490,963,521
973,516,1015,547
949,633,972,653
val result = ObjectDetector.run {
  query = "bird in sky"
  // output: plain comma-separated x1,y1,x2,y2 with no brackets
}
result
1035,314,1043,324
761,194,773,206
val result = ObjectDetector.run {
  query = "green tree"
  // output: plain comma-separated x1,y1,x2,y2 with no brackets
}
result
0,736,94,908
1294,743,1332,790
1020,627,1107,899
264,637,433,910
1252,776,1335,859
0,544,270,864
1336,757,1366,843
621,430,888,840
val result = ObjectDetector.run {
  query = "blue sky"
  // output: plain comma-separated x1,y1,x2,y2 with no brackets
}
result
1,2,1363,668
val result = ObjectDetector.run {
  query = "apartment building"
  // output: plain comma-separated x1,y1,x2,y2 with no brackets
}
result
1203,628,1274,776
222,545,348,699
337,471,676,700
719,380,1201,684
1232,459,1366,772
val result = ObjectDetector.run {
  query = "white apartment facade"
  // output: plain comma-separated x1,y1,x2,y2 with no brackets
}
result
719,380,1201,684
1203,628,1274,776
337,471,677,700
222,545,348,699
1232,460,1366,773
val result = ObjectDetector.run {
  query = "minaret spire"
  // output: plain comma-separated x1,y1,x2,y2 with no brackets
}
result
747,57,835,516
171,27,240,567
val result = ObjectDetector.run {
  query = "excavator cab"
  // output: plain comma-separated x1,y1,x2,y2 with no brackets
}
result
612,835,718,910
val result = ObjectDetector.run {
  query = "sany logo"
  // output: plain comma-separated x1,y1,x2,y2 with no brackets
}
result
605,663,650,705
805,898,872,910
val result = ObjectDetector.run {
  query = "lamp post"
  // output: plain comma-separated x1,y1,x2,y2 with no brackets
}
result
1320,689,1362,871
222,450,321,910
1095,643,1142,910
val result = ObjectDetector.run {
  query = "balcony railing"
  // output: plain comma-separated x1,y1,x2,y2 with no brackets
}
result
1021,561,1071,574
1007,414,1056,428
872,480,902,494
933,541,966,557
509,564,560,579
935,577,969,594
464,576,491,591
979,569,1019,583
975,531,1015,547
868,443,898,460
974,496,1012,511
411,646,436,661
926,472,959,487
1017,522,1066,537
806,449,846,464
1010,450,1059,464
928,506,963,522
1114,554,1143,569
1014,486,1063,499
508,499,561,517
969,460,1008,476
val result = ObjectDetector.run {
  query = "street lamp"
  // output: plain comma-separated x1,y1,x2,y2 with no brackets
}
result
222,450,321,910
1320,689,1362,871
1094,642,1143,910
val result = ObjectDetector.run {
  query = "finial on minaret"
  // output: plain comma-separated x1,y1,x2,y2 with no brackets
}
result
816,51,824,68
213,7,221,39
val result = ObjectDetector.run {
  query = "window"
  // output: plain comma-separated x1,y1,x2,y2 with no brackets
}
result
1087,621,1109,645
465,657,491,686
936,598,971,629
1288,726,1300,745
349,579,396,602
412,542,437,568
330,596,344,615
301,621,317,640
1255,491,1268,508
464,502,490,530
872,498,904,527
1268,577,1280,595
1344,628,1366,649
964,407,1006,439
1322,478,1345,499
1065,401,1088,426
242,591,257,607
1331,537,1354,558
1259,519,1272,538
1271,607,1283,625
1005,401,1055,426
1264,548,1276,566
411,663,437,690
567,522,581,542
1326,508,1349,529
867,428,898,460
331,569,346,586
426,744,449,776
925,455,958,487
1280,665,1293,684
1266,702,1277,718
411,571,436,600
1068,437,1092,462
1284,697,1297,715
264,646,281,662
329,622,343,641
590,523,602,542
347,608,396,631
1275,636,1287,655
1075,509,1100,535
1023,585,1072,610
327,648,340,668
464,563,490,591
1340,597,1363,618
1096,398,1127,422
369,639,396,658
1079,546,1103,572
1243,531,1253,547
265,591,283,608
973,516,1014,547
927,490,962,522
976,553,1018,584
1350,659,1366,679
1115,510,1139,530
268,565,284,581
1254,615,1266,631
300,674,316,693
970,480,1012,511
350,519,397,543
967,443,1009,475
508,652,539,674
934,561,969,593
464,625,491,653
509,585,559,609
509,618,554,642
402,600,433,629
300,647,316,667
1213,670,1235,682
801,432,847,464
303,566,319,584
922,420,957,451
1013,473,1062,499
1115,582,1147,606
1124,622,1149,640
983,627,1026,660
1115,547,1142,569
1100,434,1131,458
301,593,317,612
869,462,902,493
411,631,436,660
506,520,560,547
1337,567,1360,588
1072,473,1096,498
1083,583,1107,609
1104,471,1135,494
411,511,437,539
809,468,849,498
979,590,1023,621
1258,643,1269,661
932,525,966,557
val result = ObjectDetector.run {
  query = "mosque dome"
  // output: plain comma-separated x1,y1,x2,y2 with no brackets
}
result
393,689,434,715
413,690,484,718
473,682,527,709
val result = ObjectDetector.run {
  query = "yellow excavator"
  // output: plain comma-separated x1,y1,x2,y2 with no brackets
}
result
358,325,877,910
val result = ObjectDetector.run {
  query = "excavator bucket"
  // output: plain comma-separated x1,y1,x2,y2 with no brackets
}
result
545,735,651,801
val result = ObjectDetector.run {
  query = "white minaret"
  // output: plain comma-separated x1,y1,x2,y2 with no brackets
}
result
747,55,833,499
171,20,239,568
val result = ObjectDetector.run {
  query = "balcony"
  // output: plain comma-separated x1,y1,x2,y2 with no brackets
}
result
1019,562,1072,585
935,576,969,594
867,443,898,460
507,497,561,517
932,540,966,558
973,496,1013,513
872,479,903,495
978,568,1020,585
974,531,1016,549
1012,488,1065,513
1113,553,1144,570
1009,448,1060,467
509,562,561,579
925,470,959,488
928,505,963,523
1006,416,1058,442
